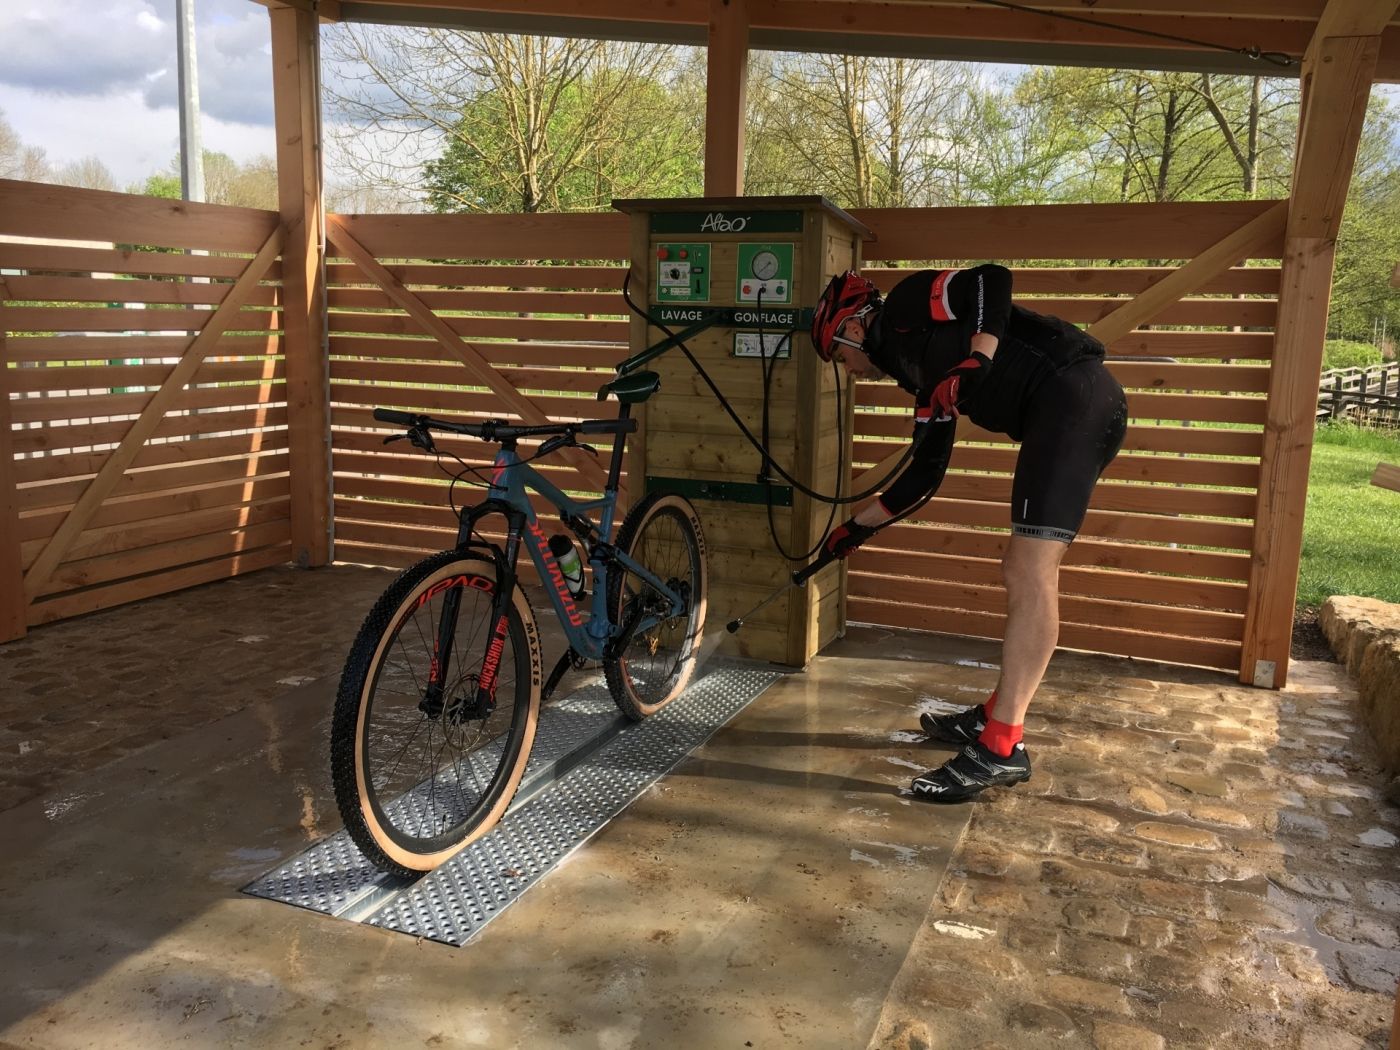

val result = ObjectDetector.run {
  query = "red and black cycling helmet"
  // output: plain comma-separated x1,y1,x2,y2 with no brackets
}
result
810,270,880,362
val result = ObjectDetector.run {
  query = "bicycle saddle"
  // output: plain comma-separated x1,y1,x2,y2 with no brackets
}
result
598,370,661,404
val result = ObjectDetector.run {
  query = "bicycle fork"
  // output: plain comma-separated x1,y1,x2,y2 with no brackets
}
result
420,509,526,724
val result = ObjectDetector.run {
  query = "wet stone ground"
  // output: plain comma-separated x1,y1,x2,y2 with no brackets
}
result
1,566,1397,1048
0,563,395,814
866,643,1400,1050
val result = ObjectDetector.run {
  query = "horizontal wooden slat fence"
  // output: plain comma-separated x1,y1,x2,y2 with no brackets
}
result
844,199,1287,673
324,212,631,575
2,187,1305,682
1317,363,1400,425
0,180,290,632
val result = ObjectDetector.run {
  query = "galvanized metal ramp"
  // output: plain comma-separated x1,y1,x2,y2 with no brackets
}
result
245,660,783,945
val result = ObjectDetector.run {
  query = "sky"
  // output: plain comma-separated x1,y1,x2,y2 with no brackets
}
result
0,0,276,188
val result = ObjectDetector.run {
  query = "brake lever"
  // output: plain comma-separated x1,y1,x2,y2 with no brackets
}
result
407,425,437,453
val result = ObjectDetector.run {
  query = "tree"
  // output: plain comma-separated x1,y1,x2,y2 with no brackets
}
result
325,26,695,213
1192,74,1297,198
1019,67,1298,204
132,151,278,208
1329,94,1400,344
53,156,118,192
0,111,50,182
744,52,980,208
942,73,1097,206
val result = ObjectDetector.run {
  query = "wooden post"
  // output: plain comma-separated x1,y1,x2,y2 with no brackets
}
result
0,284,26,641
1240,28,1381,688
704,0,748,197
270,4,332,568
624,212,652,505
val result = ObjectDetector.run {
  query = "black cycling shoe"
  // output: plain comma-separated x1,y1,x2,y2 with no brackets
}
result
911,740,1031,804
919,703,987,745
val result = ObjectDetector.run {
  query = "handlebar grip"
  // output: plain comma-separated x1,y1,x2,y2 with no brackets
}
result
373,408,420,427
578,418,639,435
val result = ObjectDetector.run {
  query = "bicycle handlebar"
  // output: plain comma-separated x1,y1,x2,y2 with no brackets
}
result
372,407,636,440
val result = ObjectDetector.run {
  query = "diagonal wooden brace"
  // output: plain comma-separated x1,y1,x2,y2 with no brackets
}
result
324,214,612,494
849,201,1288,499
21,225,286,602
1085,200,1288,348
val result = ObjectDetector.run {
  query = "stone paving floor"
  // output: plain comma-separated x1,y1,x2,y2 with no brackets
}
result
1,563,1398,1048
859,630,1400,1050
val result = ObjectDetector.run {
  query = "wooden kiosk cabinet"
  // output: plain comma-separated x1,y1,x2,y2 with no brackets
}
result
612,196,872,666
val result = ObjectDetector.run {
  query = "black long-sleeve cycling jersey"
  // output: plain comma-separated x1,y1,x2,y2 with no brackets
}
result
863,265,1108,520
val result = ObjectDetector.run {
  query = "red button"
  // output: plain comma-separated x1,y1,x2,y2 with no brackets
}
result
742,284,751,295
679,249,688,259
657,247,669,260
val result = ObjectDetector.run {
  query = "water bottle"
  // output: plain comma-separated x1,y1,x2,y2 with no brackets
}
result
548,534,586,598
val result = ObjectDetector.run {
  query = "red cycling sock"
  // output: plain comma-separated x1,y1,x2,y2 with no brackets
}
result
982,690,999,720
978,716,1023,758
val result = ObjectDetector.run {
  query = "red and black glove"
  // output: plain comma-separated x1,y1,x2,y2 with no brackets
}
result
928,351,992,419
824,518,877,561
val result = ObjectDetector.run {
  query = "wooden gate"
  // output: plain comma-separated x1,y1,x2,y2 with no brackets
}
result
0,181,291,638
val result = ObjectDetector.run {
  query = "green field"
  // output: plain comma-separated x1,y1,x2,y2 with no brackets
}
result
1298,423,1400,609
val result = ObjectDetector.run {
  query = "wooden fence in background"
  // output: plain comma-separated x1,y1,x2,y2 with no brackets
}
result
323,211,631,576
0,181,291,632
3,183,1307,683
1317,363,1400,425
847,200,1286,674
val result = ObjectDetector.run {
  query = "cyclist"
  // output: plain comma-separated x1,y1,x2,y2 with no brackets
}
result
810,266,1128,804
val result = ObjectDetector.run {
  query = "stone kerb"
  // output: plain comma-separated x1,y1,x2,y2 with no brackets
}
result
1321,596,1400,784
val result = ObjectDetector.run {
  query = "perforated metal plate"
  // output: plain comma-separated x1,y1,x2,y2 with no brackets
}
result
245,661,781,943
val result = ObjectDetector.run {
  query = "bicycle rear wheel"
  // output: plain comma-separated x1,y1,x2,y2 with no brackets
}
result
330,551,542,877
604,492,707,720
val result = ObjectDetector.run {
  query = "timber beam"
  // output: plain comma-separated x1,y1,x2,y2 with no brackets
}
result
250,0,342,22
326,0,1400,80
1239,0,1391,688
705,0,749,197
271,3,334,567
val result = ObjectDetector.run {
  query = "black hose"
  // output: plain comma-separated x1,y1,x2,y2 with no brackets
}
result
619,272,923,507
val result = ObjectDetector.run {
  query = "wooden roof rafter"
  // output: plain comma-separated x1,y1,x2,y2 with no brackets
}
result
289,0,1400,80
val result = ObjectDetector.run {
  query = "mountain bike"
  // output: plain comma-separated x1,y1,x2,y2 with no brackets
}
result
329,369,706,878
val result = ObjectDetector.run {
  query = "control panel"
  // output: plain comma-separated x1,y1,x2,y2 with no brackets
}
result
736,242,794,304
655,242,710,302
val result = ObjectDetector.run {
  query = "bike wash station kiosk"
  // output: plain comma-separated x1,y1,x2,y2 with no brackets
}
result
612,196,873,667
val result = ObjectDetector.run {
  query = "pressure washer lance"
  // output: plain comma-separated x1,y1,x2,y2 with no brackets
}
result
726,551,836,634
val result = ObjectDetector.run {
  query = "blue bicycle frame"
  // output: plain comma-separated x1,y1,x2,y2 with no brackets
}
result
454,419,687,668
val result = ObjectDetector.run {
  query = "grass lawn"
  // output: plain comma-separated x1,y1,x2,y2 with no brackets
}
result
1298,423,1400,609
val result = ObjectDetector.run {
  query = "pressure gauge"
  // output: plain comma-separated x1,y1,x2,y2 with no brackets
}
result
751,250,780,281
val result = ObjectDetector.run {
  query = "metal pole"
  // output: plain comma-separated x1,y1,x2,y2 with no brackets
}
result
176,0,205,202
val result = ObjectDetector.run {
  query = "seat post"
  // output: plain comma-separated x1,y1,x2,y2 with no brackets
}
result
605,403,633,493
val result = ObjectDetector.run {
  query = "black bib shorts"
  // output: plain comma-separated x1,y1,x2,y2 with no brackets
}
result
1008,358,1127,544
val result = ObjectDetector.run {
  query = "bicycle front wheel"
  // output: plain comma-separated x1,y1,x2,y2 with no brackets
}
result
330,551,542,877
604,492,707,720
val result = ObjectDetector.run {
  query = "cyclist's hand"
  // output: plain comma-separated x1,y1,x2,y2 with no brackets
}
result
824,518,876,560
929,351,991,419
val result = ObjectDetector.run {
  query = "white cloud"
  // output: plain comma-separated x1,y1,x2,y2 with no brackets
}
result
0,0,275,182
1,85,273,188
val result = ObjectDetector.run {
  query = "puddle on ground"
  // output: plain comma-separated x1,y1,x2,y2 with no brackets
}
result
43,791,99,821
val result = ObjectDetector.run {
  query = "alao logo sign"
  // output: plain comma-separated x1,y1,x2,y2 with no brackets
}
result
700,212,750,233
